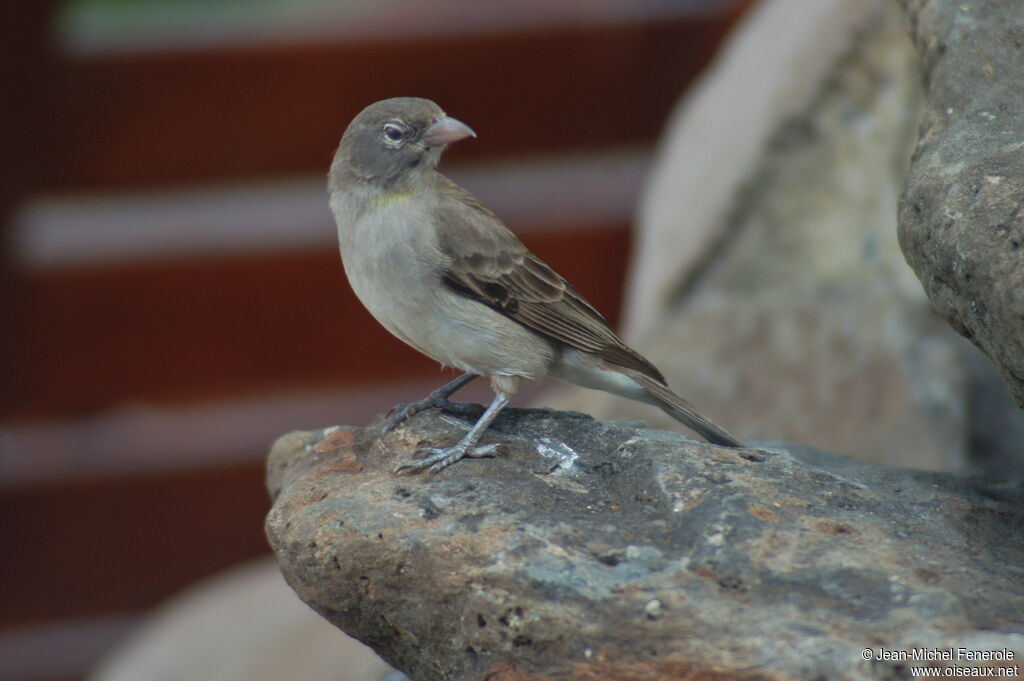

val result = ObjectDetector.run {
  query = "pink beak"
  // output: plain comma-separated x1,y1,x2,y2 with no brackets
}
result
422,116,476,147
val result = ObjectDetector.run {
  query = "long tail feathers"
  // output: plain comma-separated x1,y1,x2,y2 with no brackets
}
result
632,373,744,448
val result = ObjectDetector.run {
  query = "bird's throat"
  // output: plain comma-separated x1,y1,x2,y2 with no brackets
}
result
367,189,416,211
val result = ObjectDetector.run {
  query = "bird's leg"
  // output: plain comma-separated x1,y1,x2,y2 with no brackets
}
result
381,373,481,437
396,391,511,474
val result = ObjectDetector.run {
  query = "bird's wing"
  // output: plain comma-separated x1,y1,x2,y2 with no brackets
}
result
433,176,664,382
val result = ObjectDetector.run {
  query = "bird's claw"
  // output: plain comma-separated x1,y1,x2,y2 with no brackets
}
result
395,442,505,475
380,404,419,437
380,397,483,437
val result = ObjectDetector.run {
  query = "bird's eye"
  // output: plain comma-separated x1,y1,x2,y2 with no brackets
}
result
382,123,406,143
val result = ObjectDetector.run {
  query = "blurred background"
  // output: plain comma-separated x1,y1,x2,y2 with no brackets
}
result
0,1,752,679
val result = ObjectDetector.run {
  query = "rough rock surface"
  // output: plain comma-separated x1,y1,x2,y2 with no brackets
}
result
266,409,1024,681
896,0,1024,407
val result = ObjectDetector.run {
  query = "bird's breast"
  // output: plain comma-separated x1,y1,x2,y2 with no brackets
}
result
338,199,443,339
332,191,554,380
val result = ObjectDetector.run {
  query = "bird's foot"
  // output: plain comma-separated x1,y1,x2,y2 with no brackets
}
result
381,396,483,438
396,442,505,475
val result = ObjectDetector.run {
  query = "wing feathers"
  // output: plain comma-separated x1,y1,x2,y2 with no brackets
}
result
433,176,663,382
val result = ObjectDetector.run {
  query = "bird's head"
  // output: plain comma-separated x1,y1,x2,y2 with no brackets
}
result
331,97,476,193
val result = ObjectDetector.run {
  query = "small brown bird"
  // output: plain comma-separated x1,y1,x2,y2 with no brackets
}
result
329,97,742,473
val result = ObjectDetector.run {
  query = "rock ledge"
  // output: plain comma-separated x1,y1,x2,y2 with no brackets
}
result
266,408,1024,681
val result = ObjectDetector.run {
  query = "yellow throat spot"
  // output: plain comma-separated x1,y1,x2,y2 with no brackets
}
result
368,190,415,210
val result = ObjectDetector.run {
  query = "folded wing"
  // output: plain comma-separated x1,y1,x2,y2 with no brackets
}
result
433,176,665,383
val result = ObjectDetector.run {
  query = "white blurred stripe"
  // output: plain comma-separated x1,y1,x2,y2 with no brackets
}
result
12,149,647,270
0,379,551,487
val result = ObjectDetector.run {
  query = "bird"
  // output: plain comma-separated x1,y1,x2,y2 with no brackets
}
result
328,97,743,473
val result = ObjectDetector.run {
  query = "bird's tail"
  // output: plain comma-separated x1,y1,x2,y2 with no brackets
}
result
631,373,744,448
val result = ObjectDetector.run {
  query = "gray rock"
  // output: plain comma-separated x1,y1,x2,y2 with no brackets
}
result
565,0,1024,475
566,1,991,473
266,409,1024,681
896,0,1024,408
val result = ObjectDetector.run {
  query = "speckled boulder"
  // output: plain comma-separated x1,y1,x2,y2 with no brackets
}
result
265,408,1024,681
